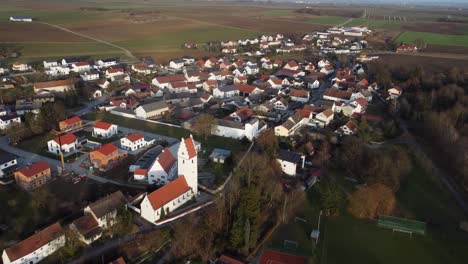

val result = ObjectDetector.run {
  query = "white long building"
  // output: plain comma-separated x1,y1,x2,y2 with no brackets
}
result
2,223,65,264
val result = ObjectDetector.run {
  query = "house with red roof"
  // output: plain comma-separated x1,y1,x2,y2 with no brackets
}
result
140,136,198,224
58,116,82,132
105,68,125,78
14,161,51,191
229,106,254,122
47,133,78,155
216,255,244,264
235,83,262,97
388,86,403,99
89,143,127,169
289,89,310,103
338,120,358,135
93,121,118,138
284,60,299,70
147,147,177,184
71,61,91,72
120,133,155,151
151,74,186,88
2,223,65,264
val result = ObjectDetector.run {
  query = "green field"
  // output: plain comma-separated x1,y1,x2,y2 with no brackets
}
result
396,31,468,47
117,24,259,50
261,9,293,16
16,42,127,61
0,9,118,24
266,158,468,264
345,18,401,29
309,16,350,26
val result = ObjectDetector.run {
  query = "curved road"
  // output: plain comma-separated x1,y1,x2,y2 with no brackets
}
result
37,22,137,60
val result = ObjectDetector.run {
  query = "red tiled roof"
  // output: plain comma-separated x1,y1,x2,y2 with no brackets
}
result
147,176,191,210
94,121,113,130
157,148,176,174
53,133,77,145
183,136,197,159
355,97,368,107
4,223,64,262
75,61,89,66
259,250,306,264
170,81,188,88
233,106,254,121
62,116,82,125
155,74,186,84
107,68,124,73
205,80,218,86
287,61,298,67
94,143,117,156
126,132,144,143
219,255,244,264
235,84,257,93
289,89,309,98
16,161,50,178
109,257,126,264
134,169,148,176
34,79,74,89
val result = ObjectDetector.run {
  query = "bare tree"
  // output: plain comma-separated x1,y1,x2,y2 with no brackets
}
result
193,114,215,139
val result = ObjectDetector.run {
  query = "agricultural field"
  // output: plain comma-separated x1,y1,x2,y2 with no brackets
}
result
309,16,351,26
345,18,401,29
396,31,468,47
261,9,293,16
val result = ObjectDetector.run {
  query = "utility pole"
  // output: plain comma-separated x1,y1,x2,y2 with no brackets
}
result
316,210,323,244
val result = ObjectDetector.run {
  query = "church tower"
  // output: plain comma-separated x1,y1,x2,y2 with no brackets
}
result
177,134,198,195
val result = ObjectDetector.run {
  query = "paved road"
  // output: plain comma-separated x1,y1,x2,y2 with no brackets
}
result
0,137,62,169
37,22,137,61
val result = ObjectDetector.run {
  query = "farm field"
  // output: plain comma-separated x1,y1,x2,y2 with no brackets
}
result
396,31,468,47
345,18,401,29
266,159,468,264
308,16,350,26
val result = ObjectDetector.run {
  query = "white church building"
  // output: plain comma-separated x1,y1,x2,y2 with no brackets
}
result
140,135,198,224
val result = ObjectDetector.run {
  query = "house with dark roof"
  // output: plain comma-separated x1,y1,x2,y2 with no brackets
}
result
70,214,103,245
84,191,127,228
277,149,305,176
135,100,169,119
0,113,21,130
14,161,51,191
2,223,65,264
213,85,240,99
0,151,17,178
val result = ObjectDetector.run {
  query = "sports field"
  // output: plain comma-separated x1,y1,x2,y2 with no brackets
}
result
396,31,468,47
266,159,468,264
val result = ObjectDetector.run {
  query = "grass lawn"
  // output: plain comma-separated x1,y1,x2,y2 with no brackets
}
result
396,31,468,47
84,112,249,154
261,9,293,16
309,16,350,26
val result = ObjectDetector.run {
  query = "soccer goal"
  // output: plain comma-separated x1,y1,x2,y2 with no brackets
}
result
283,240,298,251
378,215,426,237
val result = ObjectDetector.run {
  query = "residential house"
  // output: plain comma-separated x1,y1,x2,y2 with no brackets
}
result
96,58,118,69
234,76,248,84
314,108,334,127
43,60,58,69
388,86,402,99
213,85,240,99
14,161,51,191
169,59,185,70
229,106,254,122
203,80,218,93
84,191,127,229
71,62,91,72
236,84,262,97
152,75,186,88
274,113,306,137
89,143,126,169
12,63,31,72
58,116,82,132
0,151,17,178
105,68,125,79
120,133,154,151
93,121,118,138
338,120,358,135
323,88,352,103
132,63,151,75
0,113,21,130
147,147,177,185
317,58,330,68
47,133,78,155
289,89,309,103
80,71,100,81
135,101,169,119
273,97,288,110
276,149,305,176
284,61,299,70
1,223,65,264
70,214,102,245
